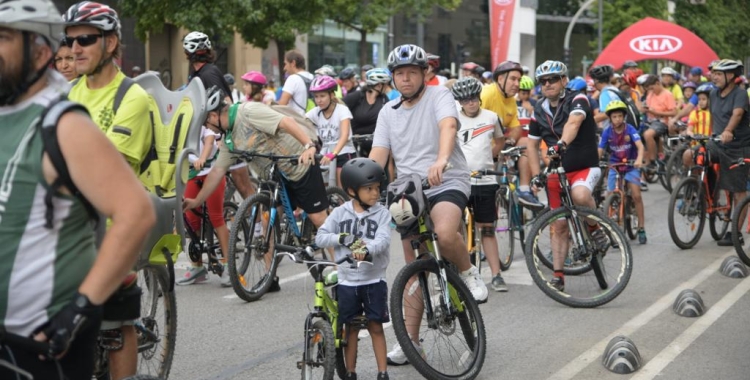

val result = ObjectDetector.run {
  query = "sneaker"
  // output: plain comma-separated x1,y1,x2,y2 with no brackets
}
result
590,227,611,253
491,274,508,292
344,372,357,380
176,266,208,285
638,229,647,245
549,277,565,292
269,276,281,292
387,342,425,366
517,190,544,210
460,266,489,303
717,232,743,247
640,182,649,192
377,372,389,380
220,264,231,287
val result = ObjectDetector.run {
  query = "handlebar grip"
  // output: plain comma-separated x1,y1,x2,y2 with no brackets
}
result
0,329,50,356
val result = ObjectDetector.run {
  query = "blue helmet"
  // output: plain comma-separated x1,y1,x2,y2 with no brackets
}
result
695,83,715,95
566,78,587,92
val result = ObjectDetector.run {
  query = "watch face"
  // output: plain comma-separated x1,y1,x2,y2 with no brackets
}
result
75,295,87,308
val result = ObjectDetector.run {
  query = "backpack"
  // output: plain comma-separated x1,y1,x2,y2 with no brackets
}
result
290,73,316,113
606,88,641,127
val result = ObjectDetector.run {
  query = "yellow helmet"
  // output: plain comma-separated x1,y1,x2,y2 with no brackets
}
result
605,100,628,116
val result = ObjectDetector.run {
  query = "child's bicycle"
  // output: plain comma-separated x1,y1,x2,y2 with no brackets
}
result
388,175,487,380
667,135,732,249
601,159,641,241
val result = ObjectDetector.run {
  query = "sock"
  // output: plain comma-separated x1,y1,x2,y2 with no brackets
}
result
519,185,530,192
553,270,564,281
588,224,599,233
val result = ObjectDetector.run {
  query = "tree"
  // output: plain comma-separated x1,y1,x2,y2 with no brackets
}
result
672,0,750,60
593,0,668,54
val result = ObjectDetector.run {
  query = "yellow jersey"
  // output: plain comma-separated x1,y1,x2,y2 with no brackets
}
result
688,108,711,136
480,83,520,130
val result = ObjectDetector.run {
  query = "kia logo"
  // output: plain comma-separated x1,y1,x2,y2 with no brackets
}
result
629,35,683,55
493,0,513,5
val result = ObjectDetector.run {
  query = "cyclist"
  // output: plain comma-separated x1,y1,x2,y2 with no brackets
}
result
0,1,154,378
241,71,275,104
708,59,750,246
598,101,647,244
183,87,330,291
369,44,487,364
63,2,152,377
306,75,356,187
315,158,392,380
461,62,482,80
360,64,374,86
481,60,543,209
425,54,447,86
660,66,684,106
527,60,607,292
516,75,536,128
343,68,391,157
339,67,361,96
452,77,509,292
641,74,677,170
590,64,621,125
279,50,314,114
53,40,76,81
682,83,714,169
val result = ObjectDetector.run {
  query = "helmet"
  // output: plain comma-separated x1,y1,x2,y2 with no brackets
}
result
690,67,703,76
451,77,483,100
427,54,440,68
695,83,714,95
314,64,337,77
182,31,211,53
586,78,595,91
241,71,266,85
565,78,587,92
340,158,386,193
309,75,338,92
589,64,614,82
605,100,628,116
461,62,479,71
0,0,64,50
535,60,567,80
522,65,530,74
365,68,392,86
473,65,486,76
387,44,427,72
623,60,638,69
206,85,226,113
637,74,653,86
361,64,374,72
712,59,743,73
224,73,235,85
708,59,720,71
63,1,120,39
339,67,356,80
492,60,523,81
482,71,492,80
682,81,697,90
519,75,535,91
660,67,678,77
623,71,639,88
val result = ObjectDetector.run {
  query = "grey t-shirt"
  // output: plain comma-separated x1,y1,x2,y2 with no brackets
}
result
373,86,470,197
710,86,750,148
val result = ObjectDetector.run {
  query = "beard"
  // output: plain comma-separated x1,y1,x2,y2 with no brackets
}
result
0,55,26,106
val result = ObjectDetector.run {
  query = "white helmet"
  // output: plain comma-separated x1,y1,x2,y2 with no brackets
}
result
0,0,64,50
63,2,121,40
365,68,392,86
183,31,211,53
636,74,653,86
660,67,678,77
535,60,568,80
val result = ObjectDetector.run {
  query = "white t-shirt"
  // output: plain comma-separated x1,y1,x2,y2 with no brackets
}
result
306,103,356,155
282,71,314,115
189,126,220,176
457,108,503,186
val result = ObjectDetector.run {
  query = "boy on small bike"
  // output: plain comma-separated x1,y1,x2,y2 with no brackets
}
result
315,158,392,380
598,100,647,244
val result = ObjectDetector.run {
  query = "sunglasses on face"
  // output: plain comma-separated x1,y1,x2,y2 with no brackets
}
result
458,97,480,105
539,76,562,86
63,34,101,48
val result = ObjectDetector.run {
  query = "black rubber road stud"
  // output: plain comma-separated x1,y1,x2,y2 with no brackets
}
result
673,289,706,317
720,256,749,278
602,335,642,374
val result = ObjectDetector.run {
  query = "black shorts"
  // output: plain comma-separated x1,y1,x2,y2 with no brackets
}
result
335,153,355,168
709,143,750,193
469,184,499,224
647,120,669,136
285,164,329,214
398,189,469,239
338,281,390,324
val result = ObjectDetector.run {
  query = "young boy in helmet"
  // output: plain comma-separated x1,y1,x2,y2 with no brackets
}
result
315,158,392,380
598,100,647,244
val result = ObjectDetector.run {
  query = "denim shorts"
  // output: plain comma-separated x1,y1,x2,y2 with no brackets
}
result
337,280,390,324
607,168,641,191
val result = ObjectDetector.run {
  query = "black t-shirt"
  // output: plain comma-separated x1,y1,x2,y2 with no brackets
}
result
343,90,388,135
529,91,599,172
189,63,232,98
710,86,750,148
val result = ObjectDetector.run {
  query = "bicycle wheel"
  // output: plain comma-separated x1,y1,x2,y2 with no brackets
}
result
390,259,486,380
602,192,623,229
301,319,335,380
664,146,687,193
624,195,639,240
709,188,732,241
524,206,633,308
326,186,349,209
334,320,347,380
668,177,706,249
228,193,279,302
731,195,750,266
136,265,176,379
224,201,250,272
495,192,514,271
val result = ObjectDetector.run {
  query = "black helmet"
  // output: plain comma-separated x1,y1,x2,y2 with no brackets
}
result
341,158,386,194
623,60,638,69
339,67,356,80
492,60,523,82
589,64,614,82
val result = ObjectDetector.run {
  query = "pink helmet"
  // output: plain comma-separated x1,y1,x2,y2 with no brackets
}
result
310,75,338,92
241,71,267,85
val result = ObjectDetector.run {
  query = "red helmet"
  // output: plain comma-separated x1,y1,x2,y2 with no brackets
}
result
623,71,639,88
461,62,479,71
427,54,440,68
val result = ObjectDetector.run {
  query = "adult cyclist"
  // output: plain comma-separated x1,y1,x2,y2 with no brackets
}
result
527,60,608,292
369,44,487,365
0,1,154,379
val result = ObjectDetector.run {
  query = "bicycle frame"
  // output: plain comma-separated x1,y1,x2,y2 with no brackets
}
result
183,204,223,274
606,162,634,226
689,139,730,216
543,159,594,256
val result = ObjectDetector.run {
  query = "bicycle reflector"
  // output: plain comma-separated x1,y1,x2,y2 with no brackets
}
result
602,335,642,374
672,289,706,317
719,256,749,278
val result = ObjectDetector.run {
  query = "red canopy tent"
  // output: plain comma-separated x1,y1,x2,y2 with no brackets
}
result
591,17,719,71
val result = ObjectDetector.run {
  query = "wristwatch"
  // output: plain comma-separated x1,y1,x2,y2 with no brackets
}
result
303,142,315,150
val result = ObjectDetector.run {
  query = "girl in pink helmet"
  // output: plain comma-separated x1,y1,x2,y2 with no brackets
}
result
241,71,275,105
306,75,356,187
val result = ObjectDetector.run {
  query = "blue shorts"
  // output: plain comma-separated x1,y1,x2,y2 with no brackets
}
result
607,168,641,191
338,281,390,324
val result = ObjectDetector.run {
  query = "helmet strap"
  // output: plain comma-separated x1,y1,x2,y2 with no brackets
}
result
392,79,426,110
318,96,335,116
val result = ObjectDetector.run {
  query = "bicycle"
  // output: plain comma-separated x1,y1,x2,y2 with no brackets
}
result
667,135,732,249
601,160,641,241
227,151,349,302
727,158,750,265
524,153,633,308
388,175,486,380
663,133,689,193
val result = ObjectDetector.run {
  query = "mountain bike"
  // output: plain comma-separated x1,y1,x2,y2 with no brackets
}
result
663,134,689,193
388,176,486,380
727,158,750,266
667,135,732,249
524,153,633,308
226,151,348,302
601,160,640,240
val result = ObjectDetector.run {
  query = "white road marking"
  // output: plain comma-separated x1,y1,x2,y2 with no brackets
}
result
547,252,733,380
630,274,750,380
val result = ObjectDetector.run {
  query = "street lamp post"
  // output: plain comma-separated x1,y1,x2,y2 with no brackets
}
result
563,0,599,67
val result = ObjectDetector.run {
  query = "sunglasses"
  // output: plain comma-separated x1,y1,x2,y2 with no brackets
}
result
539,76,562,86
458,97,480,105
63,34,101,48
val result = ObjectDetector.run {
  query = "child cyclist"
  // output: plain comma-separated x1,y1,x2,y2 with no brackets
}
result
451,77,509,292
598,100,648,244
306,75,357,187
315,158,392,380
682,83,714,168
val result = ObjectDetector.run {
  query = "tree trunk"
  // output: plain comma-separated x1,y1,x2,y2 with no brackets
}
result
276,39,288,85
359,30,368,68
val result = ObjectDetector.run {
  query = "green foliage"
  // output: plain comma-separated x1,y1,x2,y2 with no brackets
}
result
235,0,328,49
672,0,750,60
593,0,668,53
538,0,587,16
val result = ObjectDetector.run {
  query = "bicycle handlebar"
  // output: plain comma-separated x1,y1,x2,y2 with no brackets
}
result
470,169,504,178
275,244,373,269
232,150,322,165
729,158,750,170
500,145,526,156
0,328,50,356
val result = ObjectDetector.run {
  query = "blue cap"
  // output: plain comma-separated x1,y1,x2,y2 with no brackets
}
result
690,67,703,76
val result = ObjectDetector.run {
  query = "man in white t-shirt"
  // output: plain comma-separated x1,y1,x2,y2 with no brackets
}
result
278,50,314,115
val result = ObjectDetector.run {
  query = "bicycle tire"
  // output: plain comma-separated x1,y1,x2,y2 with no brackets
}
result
709,188,732,241
524,206,633,308
624,195,639,240
731,195,750,266
668,177,706,249
326,186,350,209
390,259,486,380
223,202,250,273
136,265,176,379
664,145,687,193
496,193,514,271
228,193,280,302
301,319,335,380
602,193,623,229
530,209,593,277
334,320,347,380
